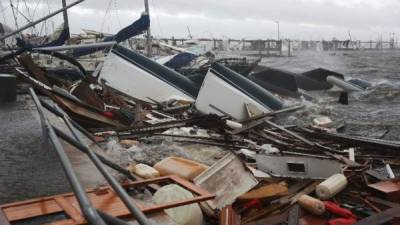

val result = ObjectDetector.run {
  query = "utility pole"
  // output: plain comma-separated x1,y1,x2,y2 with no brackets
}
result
144,0,152,57
275,21,280,41
187,26,192,39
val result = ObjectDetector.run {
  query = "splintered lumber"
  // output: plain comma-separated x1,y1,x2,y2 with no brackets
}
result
238,183,289,200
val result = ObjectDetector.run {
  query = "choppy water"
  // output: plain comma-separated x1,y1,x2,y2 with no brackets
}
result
261,50,400,140
0,97,71,205
261,50,400,84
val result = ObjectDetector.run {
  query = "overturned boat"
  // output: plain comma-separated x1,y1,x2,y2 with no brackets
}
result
248,67,300,98
299,68,345,91
195,63,283,121
98,45,283,122
249,67,367,98
98,45,200,103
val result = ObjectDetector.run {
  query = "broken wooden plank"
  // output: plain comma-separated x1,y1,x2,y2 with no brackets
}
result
243,210,289,225
264,120,315,146
250,130,289,146
230,117,268,135
366,196,400,208
241,104,304,123
368,181,400,201
0,175,214,224
54,196,85,223
0,209,10,225
352,207,400,225
238,183,288,200
287,204,300,225
220,206,240,225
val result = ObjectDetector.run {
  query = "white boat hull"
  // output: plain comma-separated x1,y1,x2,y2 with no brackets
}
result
195,66,273,121
99,45,197,103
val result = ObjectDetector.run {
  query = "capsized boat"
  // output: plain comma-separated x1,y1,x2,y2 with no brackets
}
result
98,44,199,103
299,68,344,90
249,67,366,98
248,67,300,98
195,63,283,121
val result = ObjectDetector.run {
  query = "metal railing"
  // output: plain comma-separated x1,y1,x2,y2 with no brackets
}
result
30,88,152,225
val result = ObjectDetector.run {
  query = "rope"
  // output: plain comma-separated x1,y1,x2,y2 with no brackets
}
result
0,3,9,24
151,0,164,37
9,0,20,30
22,0,33,21
32,0,43,19
100,0,113,32
113,0,122,29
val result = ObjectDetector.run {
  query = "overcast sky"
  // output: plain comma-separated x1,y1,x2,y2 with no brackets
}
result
1,0,399,41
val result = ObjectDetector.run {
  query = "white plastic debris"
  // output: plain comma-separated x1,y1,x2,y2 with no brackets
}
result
127,163,160,179
162,127,210,138
316,174,348,200
348,148,355,162
386,164,395,179
225,120,243,130
260,144,280,154
194,152,258,209
105,137,127,165
154,157,208,181
239,148,256,159
313,116,333,128
153,184,203,225
298,194,326,215
247,166,272,179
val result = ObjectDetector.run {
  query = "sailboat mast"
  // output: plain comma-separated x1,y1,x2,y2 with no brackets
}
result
61,0,70,37
9,0,19,31
61,0,71,44
0,0,84,41
144,0,152,57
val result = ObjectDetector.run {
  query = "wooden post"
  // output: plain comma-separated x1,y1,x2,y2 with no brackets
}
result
144,0,152,57
279,40,282,56
172,36,176,46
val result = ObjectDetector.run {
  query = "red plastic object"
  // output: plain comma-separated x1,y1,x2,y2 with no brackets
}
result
237,199,262,214
324,201,357,225
102,111,114,118
327,217,357,225
243,199,262,209
324,201,354,218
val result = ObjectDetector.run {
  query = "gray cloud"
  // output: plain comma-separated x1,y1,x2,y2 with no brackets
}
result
1,0,399,40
